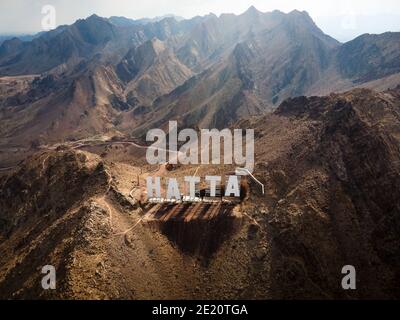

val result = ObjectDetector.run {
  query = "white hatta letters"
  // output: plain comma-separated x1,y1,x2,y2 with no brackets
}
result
185,176,200,198
225,176,240,197
146,176,242,201
205,176,221,197
145,121,254,202
147,176,161,198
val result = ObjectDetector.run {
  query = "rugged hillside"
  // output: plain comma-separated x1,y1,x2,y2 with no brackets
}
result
174,7,287,70
0,87,399,299
337,32,400,83
244,86,400,299
0,149,254,299
135,10,340,131
0,62,125,150
116,38,193,106
0,16,119,75
0,15,185,76
136,14,400,131
0,150,111,298
137,11,400,131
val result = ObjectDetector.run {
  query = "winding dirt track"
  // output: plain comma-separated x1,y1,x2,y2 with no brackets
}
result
0,138,176,171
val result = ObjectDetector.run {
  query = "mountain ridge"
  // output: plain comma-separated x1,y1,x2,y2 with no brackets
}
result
0,7,400,154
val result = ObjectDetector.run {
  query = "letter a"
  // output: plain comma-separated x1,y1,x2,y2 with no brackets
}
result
341,265,356,290
41,5,56,31
41,265,56,290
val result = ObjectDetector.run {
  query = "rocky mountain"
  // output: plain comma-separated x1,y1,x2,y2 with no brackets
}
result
337,32,400,83
116,38,193,106
134,9,341,132
1,7,400,148
1,8,400,300
0,14,186,76
1,86,399,299
109,14,185,27
256,86,400,298
0,15,120,75
0,34,42,46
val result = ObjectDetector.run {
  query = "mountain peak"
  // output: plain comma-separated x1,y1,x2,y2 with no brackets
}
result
75,14,109,26
87,14,102,20
285,9,321,31
288,9,313,21
247,5,260,12
243,5,262,16
83,14,111,25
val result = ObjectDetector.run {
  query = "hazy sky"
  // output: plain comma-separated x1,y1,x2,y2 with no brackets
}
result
1,0,399,41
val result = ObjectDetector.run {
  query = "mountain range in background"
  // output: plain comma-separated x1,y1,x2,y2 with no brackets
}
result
0,6,399,152
2,10,400,43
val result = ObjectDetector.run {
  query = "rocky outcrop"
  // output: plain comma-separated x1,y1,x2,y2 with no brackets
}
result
245,87,400,299
0,150,111,298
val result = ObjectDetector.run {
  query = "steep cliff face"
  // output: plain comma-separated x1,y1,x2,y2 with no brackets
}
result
337,32,400,83
136,10,340,131
0,150,111,298
116,39,193,106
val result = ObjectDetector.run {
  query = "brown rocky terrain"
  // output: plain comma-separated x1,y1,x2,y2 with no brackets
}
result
1,86,399,299
116,38,193,106
245,86,400,299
